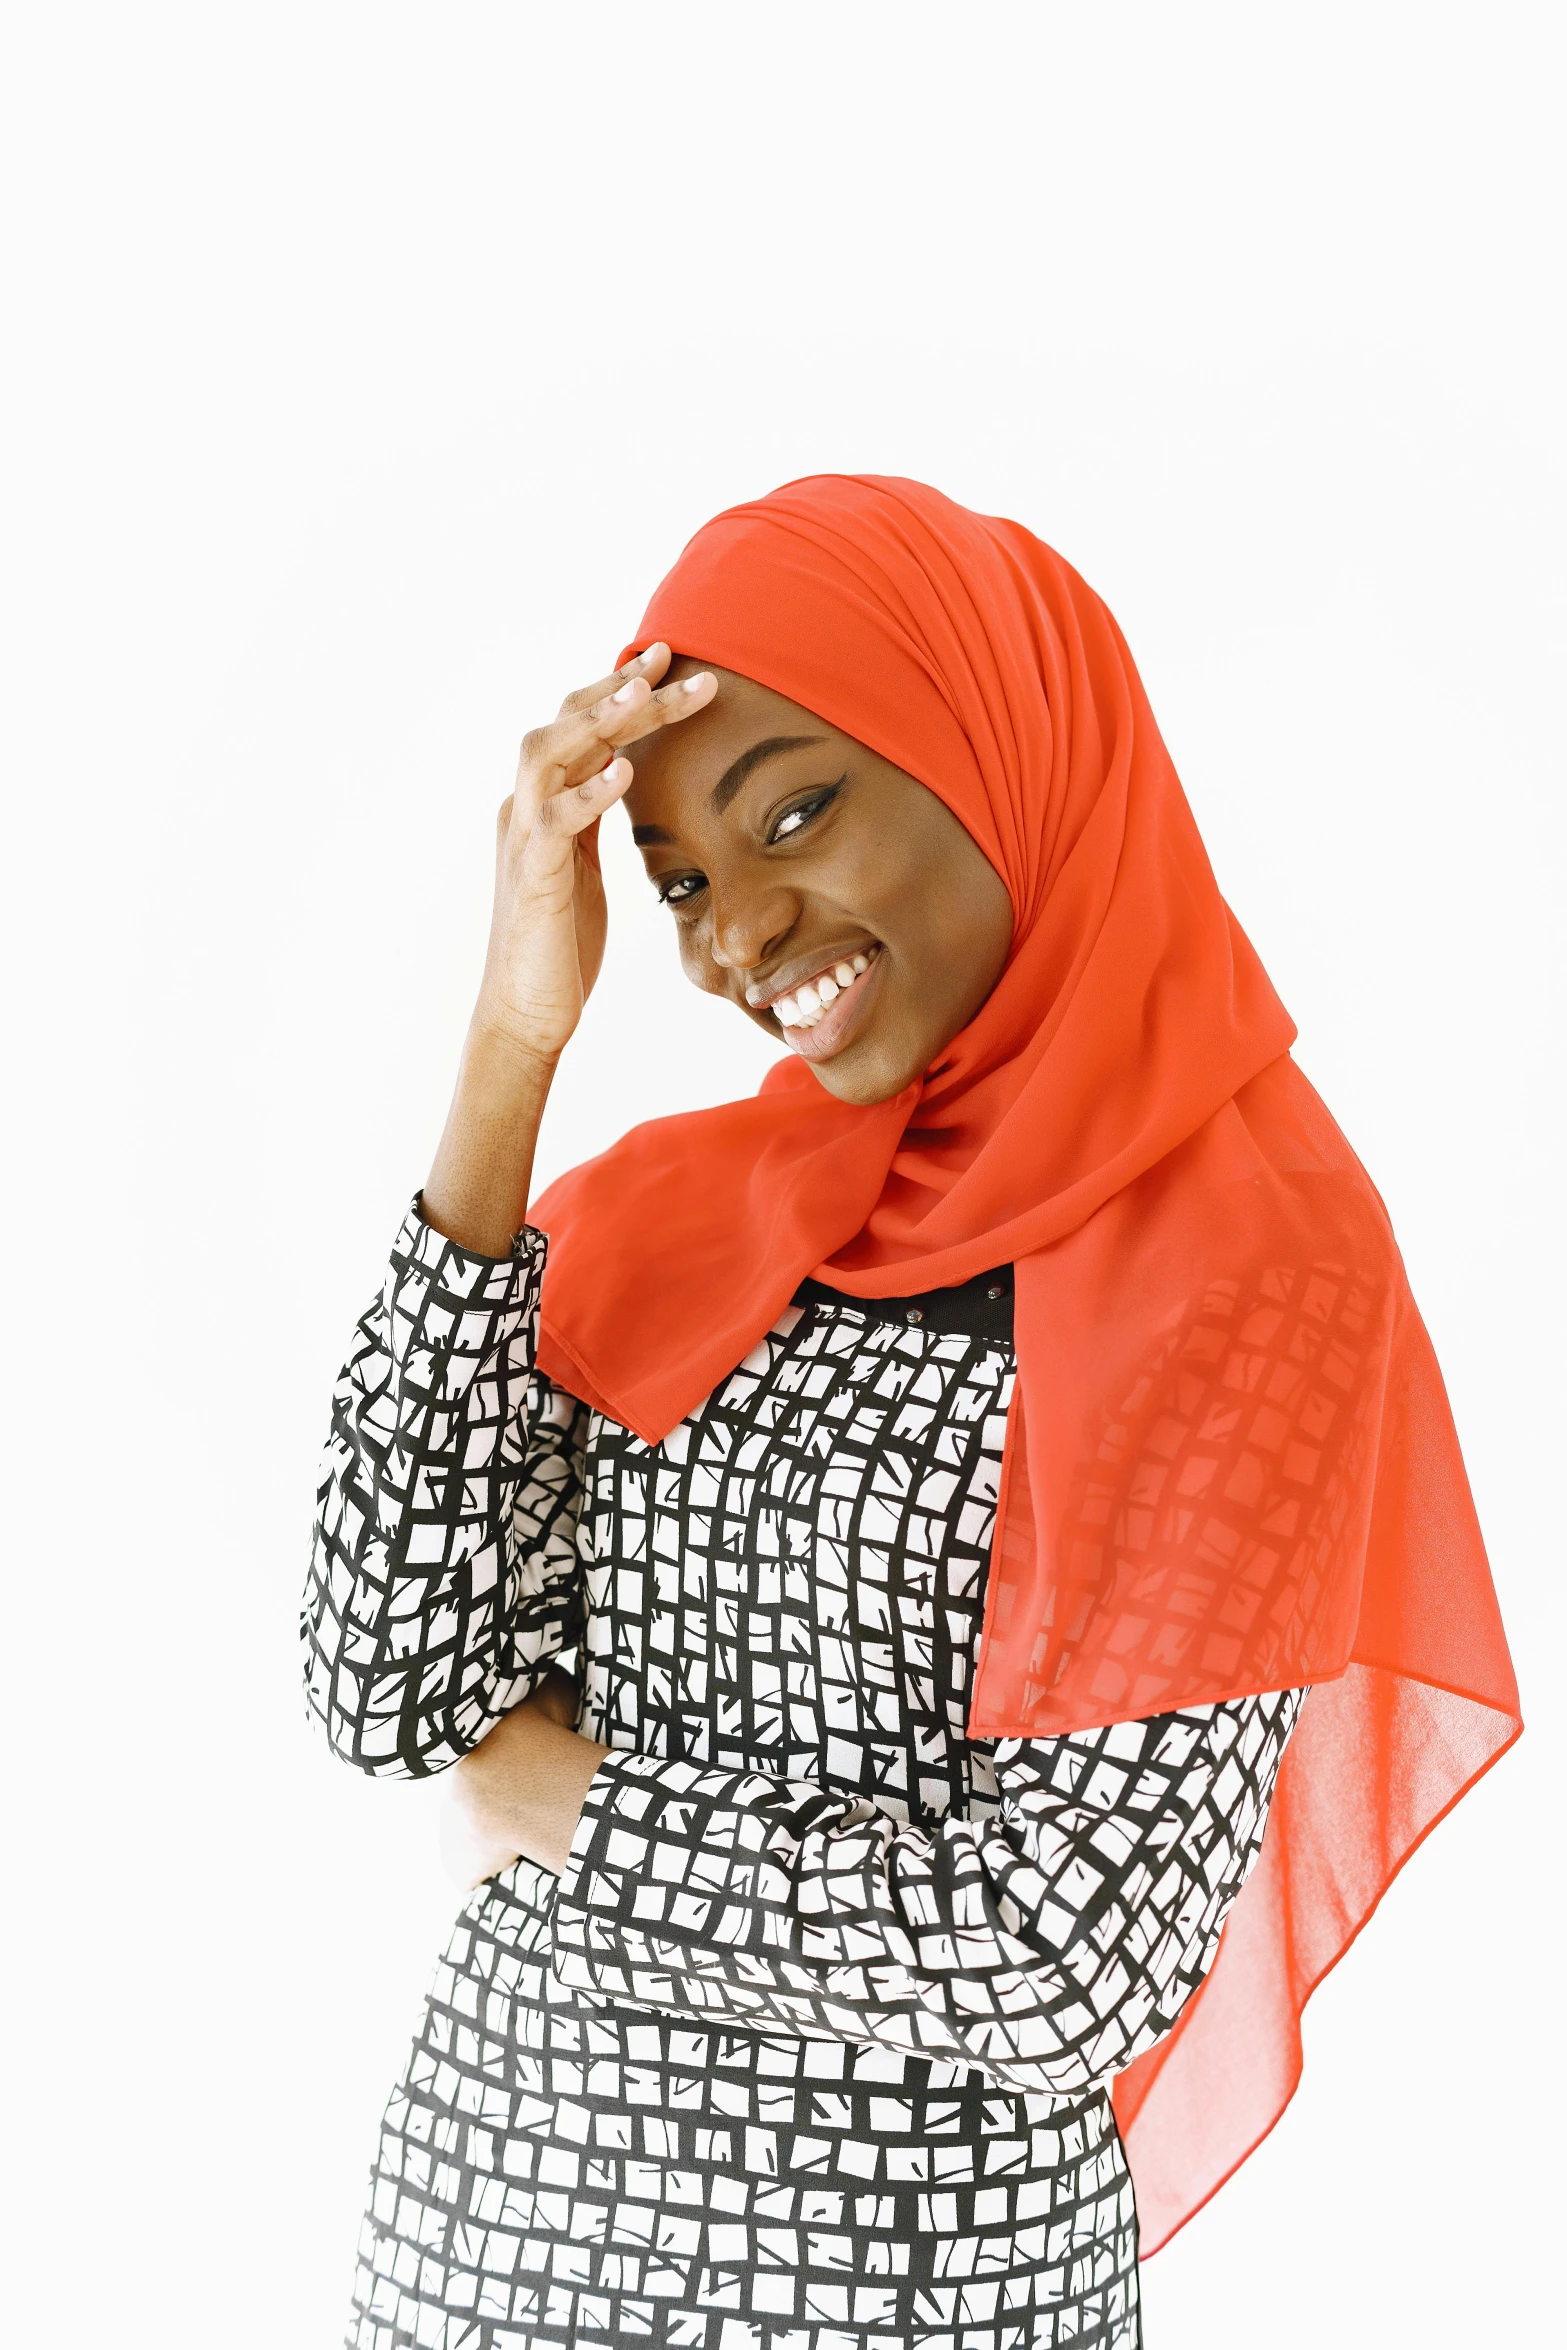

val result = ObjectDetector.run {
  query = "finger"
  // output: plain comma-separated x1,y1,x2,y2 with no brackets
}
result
568,668,718,764
524,755,634,866
515,663,713,810
514,678,647,807
556,641,670,721
615,667,718,746
571,665,718,761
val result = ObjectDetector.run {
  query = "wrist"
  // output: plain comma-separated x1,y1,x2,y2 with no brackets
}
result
460,1016,561,1105
423,1023,558,1258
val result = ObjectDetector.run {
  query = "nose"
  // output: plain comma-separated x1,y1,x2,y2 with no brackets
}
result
707,881,797,975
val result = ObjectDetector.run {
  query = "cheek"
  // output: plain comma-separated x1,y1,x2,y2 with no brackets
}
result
827,834,928,938
886,878,1009,1039
675,919,722,993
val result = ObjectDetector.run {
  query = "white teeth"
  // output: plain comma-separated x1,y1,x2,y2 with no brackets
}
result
770,951,877,1031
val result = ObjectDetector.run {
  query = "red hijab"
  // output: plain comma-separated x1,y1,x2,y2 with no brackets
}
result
531,475,1520,2251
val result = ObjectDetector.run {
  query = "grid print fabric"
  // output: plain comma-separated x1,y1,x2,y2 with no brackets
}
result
356,1863,1139,2350
305,1210,1304,2349
553,1697,1300,2096
576,1289,1015,1804
303,1205,589,1774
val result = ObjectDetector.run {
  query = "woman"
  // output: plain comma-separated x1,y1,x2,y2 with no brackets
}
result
303,475,1519,2350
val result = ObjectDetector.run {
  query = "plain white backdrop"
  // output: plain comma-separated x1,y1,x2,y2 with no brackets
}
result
4,5,1562,2343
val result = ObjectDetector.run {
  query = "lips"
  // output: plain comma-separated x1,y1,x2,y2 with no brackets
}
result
764,947,879,1030
762,947,885,1063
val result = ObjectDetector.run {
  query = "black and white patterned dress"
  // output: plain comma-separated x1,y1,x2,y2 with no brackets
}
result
304,1204,1303,2350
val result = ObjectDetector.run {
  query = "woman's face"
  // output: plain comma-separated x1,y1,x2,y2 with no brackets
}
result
622,662,1014,1108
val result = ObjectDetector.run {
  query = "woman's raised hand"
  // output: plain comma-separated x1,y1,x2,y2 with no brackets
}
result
421,644,715,1258
475,642,715,1066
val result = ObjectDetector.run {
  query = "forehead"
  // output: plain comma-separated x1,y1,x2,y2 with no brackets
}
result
623,664,841,811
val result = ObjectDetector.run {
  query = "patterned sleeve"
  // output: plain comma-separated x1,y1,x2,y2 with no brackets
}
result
551,1689,1304,2094
302,1201,590,1778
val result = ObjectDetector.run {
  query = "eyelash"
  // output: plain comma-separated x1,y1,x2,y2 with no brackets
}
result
770,783,840,841
655,782,842,908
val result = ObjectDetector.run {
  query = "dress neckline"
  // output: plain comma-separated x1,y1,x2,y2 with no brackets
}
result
791,1262,1014,1341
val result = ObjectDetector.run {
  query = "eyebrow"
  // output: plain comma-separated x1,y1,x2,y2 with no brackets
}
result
631,733,827,848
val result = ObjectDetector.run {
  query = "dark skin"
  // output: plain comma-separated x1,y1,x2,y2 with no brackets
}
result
424,644,1013,1886
622,659,1013,1109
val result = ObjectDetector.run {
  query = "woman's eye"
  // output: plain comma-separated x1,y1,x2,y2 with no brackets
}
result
657,874,705,907
769,782,841,844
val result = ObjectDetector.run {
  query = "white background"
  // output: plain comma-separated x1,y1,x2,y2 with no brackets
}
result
4,4,1562,2342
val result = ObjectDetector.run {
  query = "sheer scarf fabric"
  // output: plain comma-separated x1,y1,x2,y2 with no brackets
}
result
530,475,1519,2249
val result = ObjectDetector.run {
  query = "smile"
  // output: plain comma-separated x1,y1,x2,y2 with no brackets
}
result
770,947,879,1029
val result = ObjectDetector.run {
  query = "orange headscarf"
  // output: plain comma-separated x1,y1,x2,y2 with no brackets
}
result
531,475,1520,2251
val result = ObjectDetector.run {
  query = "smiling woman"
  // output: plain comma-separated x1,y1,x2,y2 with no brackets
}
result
301,475,1519,2350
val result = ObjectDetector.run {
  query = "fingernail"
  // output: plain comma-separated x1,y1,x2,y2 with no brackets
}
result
640,641,665,665
612,681,638,703
682,673,712,694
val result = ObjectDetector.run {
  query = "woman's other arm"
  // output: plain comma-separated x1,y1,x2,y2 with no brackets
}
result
548,1690,1306,2094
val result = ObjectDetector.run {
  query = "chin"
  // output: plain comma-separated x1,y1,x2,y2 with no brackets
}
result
808,1049,914,1108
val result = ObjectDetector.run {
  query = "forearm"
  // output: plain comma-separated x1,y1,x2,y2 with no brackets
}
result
422,1024,558,1259
302,1206,587,1775
551,1692,1305,2087
421,642,713,1259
